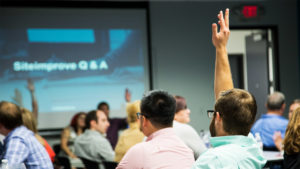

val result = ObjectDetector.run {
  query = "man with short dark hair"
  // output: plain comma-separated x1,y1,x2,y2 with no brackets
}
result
192,9,266,168
116,90,194,169
251,91,288,150
74,110,114,163
0,101,53,169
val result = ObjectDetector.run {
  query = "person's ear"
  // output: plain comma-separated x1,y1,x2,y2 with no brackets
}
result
215,112,222,123
142,116,147,127
282,103,286,111
90,120,96,128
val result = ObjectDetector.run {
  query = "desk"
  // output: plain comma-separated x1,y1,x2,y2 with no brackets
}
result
263,151,284,169
263,151,283,162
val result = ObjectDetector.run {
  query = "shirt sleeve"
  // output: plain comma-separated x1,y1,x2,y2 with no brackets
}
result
185,126,207,159
116,144,143,169
191,151,222,169
96,138,115,161
4,137,29,165
117,118,128,130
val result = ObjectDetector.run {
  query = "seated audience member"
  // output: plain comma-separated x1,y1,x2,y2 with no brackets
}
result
173,95,207,159
21,108,55,162
288,99,300,120
251,91,288,150
192,9,266,168
74,110,115,163
97,101,127,149
0,101,53,169
283,107,300,169
273,99,300,151
114,100,144,162
117,90,194,169
59,112,86,169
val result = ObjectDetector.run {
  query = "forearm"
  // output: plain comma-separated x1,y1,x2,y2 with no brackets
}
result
30,91,38,119
214,47,233,100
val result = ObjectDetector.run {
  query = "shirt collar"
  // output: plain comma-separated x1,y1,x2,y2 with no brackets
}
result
210,135,255,148
146,127,173,141
263,114,280,117
3,126,25,144
85,129,105,137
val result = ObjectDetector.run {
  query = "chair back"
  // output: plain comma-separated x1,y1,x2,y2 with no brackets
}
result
103,161,118,169
80,157,100,169
52,143,71,169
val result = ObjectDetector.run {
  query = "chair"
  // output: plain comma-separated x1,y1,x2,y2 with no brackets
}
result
52,144,71,169
79,157,118,169
103,161,118,169
79,157,100,169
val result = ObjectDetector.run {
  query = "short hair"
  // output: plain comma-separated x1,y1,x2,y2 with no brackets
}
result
85,110,98,129
70,112,86,133
266,91,285,110
141,90,176,128
97,102,109,110
126,100,141,123
21,108,37,133
174,95,187,113
291,99,300,105
0,101,23,130
283,107,300,154
214,89,257,136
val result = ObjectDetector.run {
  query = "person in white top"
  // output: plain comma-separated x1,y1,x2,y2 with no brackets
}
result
173,95,207,159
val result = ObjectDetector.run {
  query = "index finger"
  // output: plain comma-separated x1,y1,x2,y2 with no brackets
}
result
225,8,229,28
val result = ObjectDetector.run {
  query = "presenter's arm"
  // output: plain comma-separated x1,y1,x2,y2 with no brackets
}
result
212,9,233,100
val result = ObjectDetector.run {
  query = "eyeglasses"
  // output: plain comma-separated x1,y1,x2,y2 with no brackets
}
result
207,110,222,118
136,112,147,119
207,110,216,118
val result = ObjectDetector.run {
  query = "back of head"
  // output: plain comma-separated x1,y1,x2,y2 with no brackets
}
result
0,101,23,130
267,91,285,110
21,108,38,133
126,100,141,123
215,89,257,136
292,99,300,105
141,90,176,128
174,95,187,113
85,110,97,129
284,107,300,154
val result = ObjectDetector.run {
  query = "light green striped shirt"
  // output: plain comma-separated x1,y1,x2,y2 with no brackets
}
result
192,135,266,169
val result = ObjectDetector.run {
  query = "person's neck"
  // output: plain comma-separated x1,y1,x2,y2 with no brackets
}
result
146,125,171,137
267,110,282,115
77,127,83,135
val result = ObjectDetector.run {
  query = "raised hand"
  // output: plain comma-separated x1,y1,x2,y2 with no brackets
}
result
27,78,35,92
212,8,230,49
125,88,131,103
213,8,233,100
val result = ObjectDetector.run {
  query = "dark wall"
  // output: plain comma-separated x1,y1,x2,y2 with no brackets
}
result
149,0,299,131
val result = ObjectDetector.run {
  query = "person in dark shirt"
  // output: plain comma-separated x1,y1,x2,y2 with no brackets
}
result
97,89,130,149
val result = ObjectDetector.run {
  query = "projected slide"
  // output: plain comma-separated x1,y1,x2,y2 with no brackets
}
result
0,27,148,128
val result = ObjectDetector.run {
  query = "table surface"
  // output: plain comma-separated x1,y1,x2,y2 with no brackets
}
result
263,151,283,162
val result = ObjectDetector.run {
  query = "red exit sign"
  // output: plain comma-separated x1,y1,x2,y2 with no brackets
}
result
232,5,264,20
243,6,258,18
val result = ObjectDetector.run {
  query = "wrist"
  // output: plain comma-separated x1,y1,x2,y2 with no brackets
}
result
215,46,227,52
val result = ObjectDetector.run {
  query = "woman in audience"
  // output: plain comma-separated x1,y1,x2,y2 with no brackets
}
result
21,108,56,162
114,100,144,162
173,95,207,159
59,112,86,169
283,107,300,169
